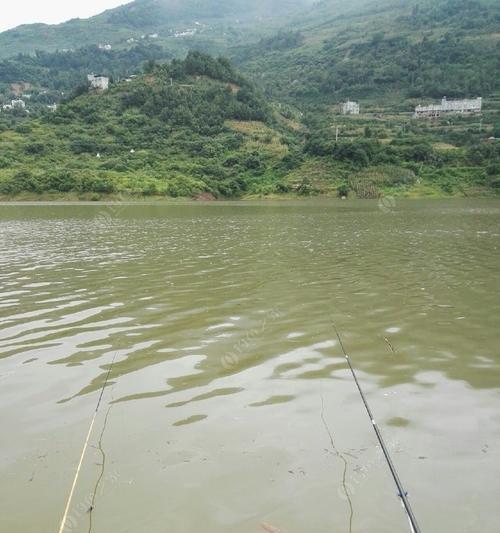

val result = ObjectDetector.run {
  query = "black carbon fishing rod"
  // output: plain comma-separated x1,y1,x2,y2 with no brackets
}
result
333,324,422,533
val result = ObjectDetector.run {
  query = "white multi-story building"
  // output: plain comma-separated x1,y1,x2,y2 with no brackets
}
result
88,74,110,91
340,100,360,115
2,100,25,111
11,99,26,109
174,29,196,38
414,96,482,118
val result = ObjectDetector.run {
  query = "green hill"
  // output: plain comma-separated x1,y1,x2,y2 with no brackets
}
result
0,0,313,59
0,1,499,199
0,52,299,198
234,0,500,106
0,44,168,96
1,0,498,108
1,52,498,200
229,0,500,198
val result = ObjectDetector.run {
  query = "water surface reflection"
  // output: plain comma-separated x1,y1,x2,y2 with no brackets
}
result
0,200,499,533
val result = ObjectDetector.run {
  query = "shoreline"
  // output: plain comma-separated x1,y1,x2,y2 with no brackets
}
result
0,189,498,203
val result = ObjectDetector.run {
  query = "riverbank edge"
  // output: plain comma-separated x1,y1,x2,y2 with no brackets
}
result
0,188,498,203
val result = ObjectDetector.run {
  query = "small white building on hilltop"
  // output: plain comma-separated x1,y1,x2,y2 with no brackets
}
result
2,99,26,111
11,99,26,109
174,29,196,38
87,74,109,91
340,100,360,115
414,96,482,118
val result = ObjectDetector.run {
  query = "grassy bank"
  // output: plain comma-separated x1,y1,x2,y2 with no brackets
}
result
1,182,498,203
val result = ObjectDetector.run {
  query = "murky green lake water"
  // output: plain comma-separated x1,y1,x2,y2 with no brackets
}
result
0,199,499,533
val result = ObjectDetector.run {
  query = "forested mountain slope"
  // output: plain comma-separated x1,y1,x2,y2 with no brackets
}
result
0,52,298,198
2,0,498,108
0,0,314,59
0,1,498,199
233,0,500,106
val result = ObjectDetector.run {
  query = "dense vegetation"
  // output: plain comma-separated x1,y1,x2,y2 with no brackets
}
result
105,0,311,27
0,0,499,199
0,0,312,59
0,52,298,198
1,51,498,200
0,44,168,94
299,110,500,197
3,0,498,109
235,0,500,105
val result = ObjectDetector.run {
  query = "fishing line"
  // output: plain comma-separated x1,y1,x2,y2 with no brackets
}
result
57,352,118,533
320,394,354,533
332,324,421,533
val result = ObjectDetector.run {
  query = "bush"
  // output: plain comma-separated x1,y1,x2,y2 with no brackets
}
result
304,135,335,156
44,170,76,192
486,163,500,176
0,170,43,194
100,159,130,172
24,142,45,155
166,176,201,197
71,136,99,154
334,143,370,167
0,178,20,194
489,176,500,188
281,151,303,170
337,183,349,197
217,176,248,197
296,176,319,196
15,124,31,134
223,155,240,167
219,132,244,150
405,143,435,163
242,153,266,174
275,181,291,193
468,143,498,166
142,182,158,195
77,174,116,193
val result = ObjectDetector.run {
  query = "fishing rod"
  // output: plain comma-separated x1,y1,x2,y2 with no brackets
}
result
57,352,118,533
332,324,422,533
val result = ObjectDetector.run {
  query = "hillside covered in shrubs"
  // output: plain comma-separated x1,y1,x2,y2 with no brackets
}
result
0,52,295,198
0,51,499,199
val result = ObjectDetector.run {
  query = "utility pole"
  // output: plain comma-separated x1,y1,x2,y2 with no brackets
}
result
335,126,340,142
